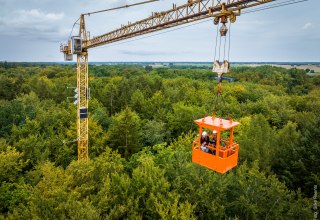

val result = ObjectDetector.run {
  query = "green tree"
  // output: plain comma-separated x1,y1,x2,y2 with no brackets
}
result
273,112,320,196
0,147,29,214
141,120,168,146
145,65,153,71
8,162,99,220
108,107,142,158
167,102,205,137
99,77,122,116
28,76,54,100
130,89,146,117
90,98,111,129
237,115,276,172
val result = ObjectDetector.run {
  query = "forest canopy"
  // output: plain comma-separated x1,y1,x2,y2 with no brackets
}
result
0,63,319,219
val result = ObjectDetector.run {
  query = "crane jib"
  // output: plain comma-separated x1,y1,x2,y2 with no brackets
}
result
85,0,272,49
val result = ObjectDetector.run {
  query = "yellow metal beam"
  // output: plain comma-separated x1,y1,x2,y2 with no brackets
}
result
77,53,89,161
77,15,89,161
86,0,273,49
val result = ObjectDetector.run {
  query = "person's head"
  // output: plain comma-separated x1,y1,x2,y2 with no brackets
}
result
202,131,207,137
212,130,217,136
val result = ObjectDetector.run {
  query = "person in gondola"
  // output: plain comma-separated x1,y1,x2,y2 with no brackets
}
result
208,130,218,155
211,130,217,146
200,131,210,153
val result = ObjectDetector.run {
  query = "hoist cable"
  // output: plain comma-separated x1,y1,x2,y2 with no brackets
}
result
223,30,227,61
228,22,231,61
213,85,226,115
218,28,222,61
83,0,160,16
213,21,219,62
243,0,309,14
68,17,80,40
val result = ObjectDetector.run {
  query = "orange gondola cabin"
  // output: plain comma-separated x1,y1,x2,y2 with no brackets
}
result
192,115,240,174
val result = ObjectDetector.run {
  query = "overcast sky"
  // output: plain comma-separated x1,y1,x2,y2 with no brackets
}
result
0,0,319,62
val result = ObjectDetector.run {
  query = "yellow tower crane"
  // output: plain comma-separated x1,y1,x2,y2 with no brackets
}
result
60,0,275,161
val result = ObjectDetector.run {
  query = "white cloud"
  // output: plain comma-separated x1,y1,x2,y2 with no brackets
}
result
302,22,312,30
0,9,66,41
7,9,64,27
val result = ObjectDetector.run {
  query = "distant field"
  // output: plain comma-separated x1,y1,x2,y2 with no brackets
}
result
144,62,320,73
245,64,320,74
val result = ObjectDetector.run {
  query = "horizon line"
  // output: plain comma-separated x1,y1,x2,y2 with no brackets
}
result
1,61,320,64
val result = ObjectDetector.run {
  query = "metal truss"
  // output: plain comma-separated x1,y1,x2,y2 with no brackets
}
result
76,53,89,161
86,0,272,49
76,15,89,161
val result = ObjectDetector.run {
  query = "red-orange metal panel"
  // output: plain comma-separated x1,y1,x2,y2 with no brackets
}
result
192,146,238,174
194,116,240,131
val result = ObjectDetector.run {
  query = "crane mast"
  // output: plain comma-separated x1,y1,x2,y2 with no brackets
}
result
76,15,89,160
61,0,273,161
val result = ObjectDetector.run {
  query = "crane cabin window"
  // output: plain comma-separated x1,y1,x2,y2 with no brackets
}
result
71,36,82,54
